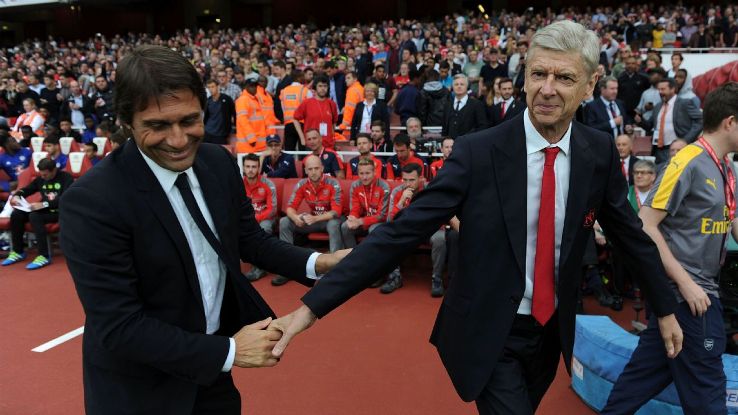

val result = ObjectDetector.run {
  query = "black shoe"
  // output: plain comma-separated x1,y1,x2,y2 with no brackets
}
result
246,268,267,282
610,296,624,311
380,273,402,294
431,276,444,297
271,275,289,286
369,278,384,288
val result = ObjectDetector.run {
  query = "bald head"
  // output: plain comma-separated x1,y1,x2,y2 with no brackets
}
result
303,155,324,181
615,134,633,159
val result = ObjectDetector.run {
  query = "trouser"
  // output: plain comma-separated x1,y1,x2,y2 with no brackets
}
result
204,133,229,145
340,221,381,248
283,123,306,152
601,296,726,415
445,229,459,283
475,313,561,415
653,145,670,165
10,209,57,257
191,372,240,414
279,216,343,252
259,219,274,235
430,229,446,278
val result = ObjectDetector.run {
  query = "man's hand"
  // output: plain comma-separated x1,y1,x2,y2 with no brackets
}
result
232,317,283,368
9,195,20,207
614,115,623,126
303,214,319,226
678,277,711,316
315,249,352,274
30,202,44,211
634,113,642,124
269,305,317,358
657,314,683,359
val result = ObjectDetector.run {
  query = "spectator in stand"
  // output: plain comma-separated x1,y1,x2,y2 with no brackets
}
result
324,60,346,112
0,131,32,192
61,80,93,130
617,55,650,119
261,135,297,179
688,23,715,48
367,64,392,105
43,136,68,170
12,82,40,116
84,142,101,166
463,49,484,97
304,128,343,178
507,41,528,83
81,115,97,144
615,134,638,186
242,153,279,282
675,69,701,108
442,74,488,138
439,61,453,89
379,162,424,294
479,48,508,93
235,74,268,154
2,158,73,270
91,75,115,123
369,120,393,155
393,69,421,126
338,71,364,136
627,159,657,212
203,78,236,145
340,158,391,248
293,75,338,150
350,83,390,142
272,60,293,124
274,155,343,285
17,126,33,148
489,77,525,127
387,133,427,178
387,62,411,107
417,69,448,128
216,70,241,102
39,74,62,124
636,78,703,163
26,73,44,95
11,98,45,139
346,133,389,180
584,77,631,139
108,128,128,152
58,118,82,143
636,68,667,131
430,137,454,179
405,117,425,151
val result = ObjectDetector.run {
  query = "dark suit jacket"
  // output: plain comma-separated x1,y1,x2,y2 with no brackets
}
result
441,96,489,138
584,98,631,139
300,113,677,402
60,94,94,122
60,140,315,414
489,99,526,127
329,72,347,110
350,101,391,141
623,154,640,186
639,97,704,143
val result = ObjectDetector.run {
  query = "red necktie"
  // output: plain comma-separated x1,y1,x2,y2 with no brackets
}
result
657,101,668,148
500,101,507,118
532,147,560,326
621,159,627,178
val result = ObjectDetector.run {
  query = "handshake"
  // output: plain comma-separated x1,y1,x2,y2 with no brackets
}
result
232,305,318,368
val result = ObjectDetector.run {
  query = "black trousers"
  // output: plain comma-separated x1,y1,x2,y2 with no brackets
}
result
10,209,58,257
475,314,561,415
191,372,241,414
283,122,307,152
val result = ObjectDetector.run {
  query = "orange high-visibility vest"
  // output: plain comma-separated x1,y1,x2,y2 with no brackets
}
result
256,86,278,135
235,91,267,153
279,83,309,125
10,110,45,139
338,82,364,131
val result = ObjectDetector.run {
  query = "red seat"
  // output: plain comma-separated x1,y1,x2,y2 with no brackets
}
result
0,170,11,201
92,137,112,156
268,177,285,220
0,217,9,230
294,158,304,178
64,152,93,178
633,136,652,156
59,137,81,155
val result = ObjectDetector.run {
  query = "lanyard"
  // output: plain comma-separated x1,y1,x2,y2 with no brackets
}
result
698,137,736,220
360,181,376,213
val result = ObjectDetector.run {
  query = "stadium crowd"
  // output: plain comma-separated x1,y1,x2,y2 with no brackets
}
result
0,3,732,303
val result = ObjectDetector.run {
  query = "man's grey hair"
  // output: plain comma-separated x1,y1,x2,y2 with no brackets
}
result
599,76,618,90
406,117,422,127
633,159,656,173
452,73,468,84
529,20,600,77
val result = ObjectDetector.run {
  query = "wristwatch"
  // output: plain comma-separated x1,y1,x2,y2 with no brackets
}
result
42,201,49,209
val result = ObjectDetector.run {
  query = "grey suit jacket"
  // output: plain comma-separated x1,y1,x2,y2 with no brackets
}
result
640,97,703,143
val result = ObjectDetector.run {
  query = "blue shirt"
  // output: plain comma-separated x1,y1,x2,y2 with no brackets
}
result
205,96,228,137
52,153,68,170
0,147,32,181
261,153,297,178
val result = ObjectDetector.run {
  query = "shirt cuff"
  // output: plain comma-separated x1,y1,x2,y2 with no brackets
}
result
221,337,236,372
306,252,322,280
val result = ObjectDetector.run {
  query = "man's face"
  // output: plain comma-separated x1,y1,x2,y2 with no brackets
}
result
38,168,56,181
633,166,656,189
217,71,228,86
44,143,60,156
671,55,682,68
44,77,54,88
315,82,328,98
401,171,420,191
674,72,686,89
358,164,374,185
374,66,385,79
439,67,449,79
305,131,322,151
669,140,687,157
207,82,218,97
346,74,355,87
70,81,81,95
84,144,97,159
452,77,468,96
649,72,663,86
500,81,514,100
625,57,639,73
60,121,72,133
304,157,324,181
268,140,282,157
525,49,596,133
95,77,107,91
406,121,421,138
243,160,260,180
357,137,371,154
615,136,632,158
17,82,28,93
441,139,454,159
22,100,33,113
657,81,676,102
395,144,410,161
130,89,204,172
601,80,618,101
370,126,383,142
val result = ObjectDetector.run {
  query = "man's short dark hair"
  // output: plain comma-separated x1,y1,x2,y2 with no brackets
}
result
356,133,371,142
37,158,56,171
371,120,385,131
672,52,683,61
86,142,99,152
59,117,72,124
402,162,422,175
657,78,677,89
324,60,336,69
439,61,450,70
114,45,206,126
43,136,59,145
243,153,260,163
408,69,421,80
110,128,129,146
313,75,329,86
272,60,286,69
703,82,738,133
647,67,667,77
20,125,32,132
393,133,411,148
206,78,217,86
346,71,359,79
499,77,514,87
441,136,455,146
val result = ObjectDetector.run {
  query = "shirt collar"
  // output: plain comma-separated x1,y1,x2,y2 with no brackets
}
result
455,95,469,105
138,147,201,194
523,108,572,156
666,94,677,106
600,96,614,106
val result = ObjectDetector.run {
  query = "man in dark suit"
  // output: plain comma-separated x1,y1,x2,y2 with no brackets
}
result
490,77,526,126
615,134,639,186
636,78,703,164
324,60,346,111
441,74,489,138
584,76,632,139
268,21,683,415
60,45,346,415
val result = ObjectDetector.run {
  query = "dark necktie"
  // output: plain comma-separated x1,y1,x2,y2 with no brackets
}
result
532,147,560,326
609,102,621,135
500,101,507,118
455,100,461,112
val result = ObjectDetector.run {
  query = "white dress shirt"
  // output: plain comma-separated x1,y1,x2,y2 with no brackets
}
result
601,96,622,137
453,94,469,111
652,95,678,147
360,100,376,133
141,150,321,372
622,155,631,177
519,109,572,315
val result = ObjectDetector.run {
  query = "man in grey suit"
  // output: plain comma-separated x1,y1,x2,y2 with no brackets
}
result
635,78,702,164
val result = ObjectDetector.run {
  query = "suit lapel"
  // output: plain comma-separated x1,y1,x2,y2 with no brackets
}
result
121,141,205,313
492,116,527,276
559,123,594,273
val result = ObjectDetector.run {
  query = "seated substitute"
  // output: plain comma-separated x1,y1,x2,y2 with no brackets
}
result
0,130,32,192
83,142,101,166
387,133,427,179
43,135,69,170
341,157,391,248
2,158,73,270
261,134,297,178
242,153,278,281
274,155,343,286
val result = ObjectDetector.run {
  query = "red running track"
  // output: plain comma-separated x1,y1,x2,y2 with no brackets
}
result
0,252,633,414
